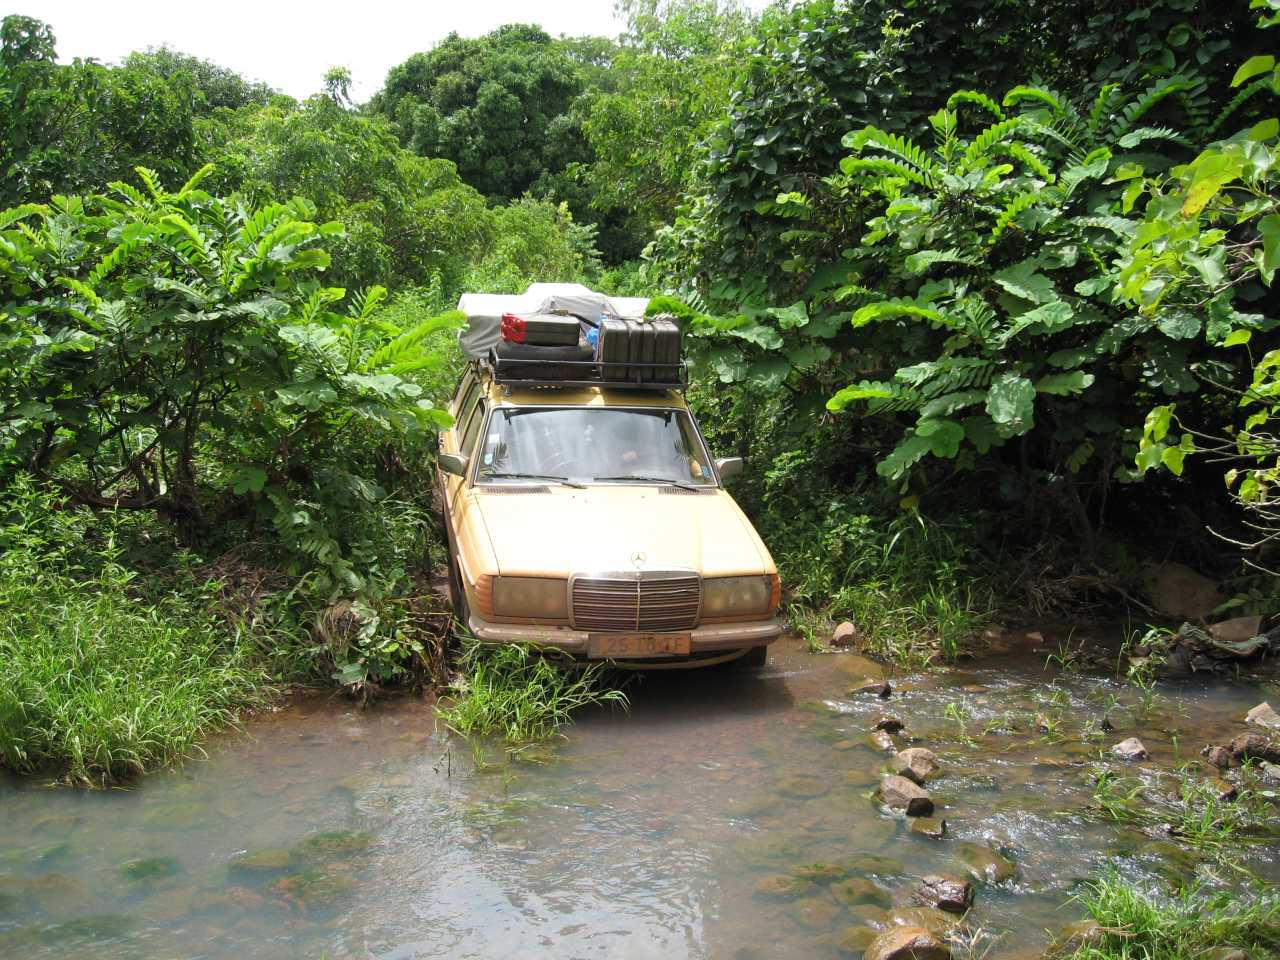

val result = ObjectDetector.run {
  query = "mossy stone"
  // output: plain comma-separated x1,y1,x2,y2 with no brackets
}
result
269,869,355,908
836,926,880,956
777,774,830,799
753,873,815,900
295,830,373,859
230,849,293,874
121,857,182,881
830,877,893,909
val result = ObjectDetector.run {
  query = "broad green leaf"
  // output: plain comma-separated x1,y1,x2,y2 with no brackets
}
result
875,434,933,480
727,324,783,350
985,373,1036,428
1258,214,1280,285
1143,404,1174,442
1224,329,1253,347
1000,300,1074,344
1035,372,1096,395
1249,118,1280,141
915,418,964,457
1232,55,1276,87
993,260,1055,303
769,302,809,330
1156,310,1201,340
231,465,268,494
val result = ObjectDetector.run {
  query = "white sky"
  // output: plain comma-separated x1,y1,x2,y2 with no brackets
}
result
23,1,634,103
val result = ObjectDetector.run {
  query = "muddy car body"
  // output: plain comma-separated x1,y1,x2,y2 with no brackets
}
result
437,287,782,667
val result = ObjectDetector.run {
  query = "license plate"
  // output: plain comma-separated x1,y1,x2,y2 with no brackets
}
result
587,632,691,659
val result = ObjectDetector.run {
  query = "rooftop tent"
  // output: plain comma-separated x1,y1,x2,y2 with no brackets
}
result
457,283,649,359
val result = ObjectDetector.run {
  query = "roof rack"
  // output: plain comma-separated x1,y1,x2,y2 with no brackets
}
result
482,352,688,392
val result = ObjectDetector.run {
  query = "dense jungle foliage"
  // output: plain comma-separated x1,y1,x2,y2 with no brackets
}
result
0,0,1278,781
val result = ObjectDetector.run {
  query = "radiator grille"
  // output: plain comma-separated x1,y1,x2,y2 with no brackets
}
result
571,573,701,631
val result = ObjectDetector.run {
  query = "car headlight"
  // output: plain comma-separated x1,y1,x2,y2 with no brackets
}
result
492,577,568,618
702,575,779,617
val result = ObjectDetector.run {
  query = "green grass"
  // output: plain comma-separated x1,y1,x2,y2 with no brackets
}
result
1064,874,1280,960
437,640,627,743
1090,764,1280,865
0,479,269,785
775,510,992,664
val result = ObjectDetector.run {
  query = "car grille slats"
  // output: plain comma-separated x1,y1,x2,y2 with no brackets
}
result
572,574,700,631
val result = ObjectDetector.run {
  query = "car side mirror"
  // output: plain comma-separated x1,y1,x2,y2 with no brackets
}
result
439,452,470,478
715,456,744,480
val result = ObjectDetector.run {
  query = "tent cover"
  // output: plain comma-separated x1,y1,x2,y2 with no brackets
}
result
457,283,649,359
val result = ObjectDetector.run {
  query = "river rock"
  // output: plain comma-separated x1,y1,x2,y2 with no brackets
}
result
1210,777,1238,802
864,925,951,960
871,731,898,753
1210,615,1264,643
836,926,880,956
1143,562,1223,620
1053,919,1104,951
831,877,893,909
778,774,830,799
909,817,948,839
954,843,1016,883
1246,702,1280,730
1111,737,1148,761
793,862,847,884
753,874,814,900
917,874,972,914
1229,732,1280,763
833,621,858,647
874,716,905,734
891,748,941,786
1202,744,1232,769
230,849,293,873
852,678,893,698
789,895,841,929
1261,761,1280,783
888,908,959,935
876,775,934,817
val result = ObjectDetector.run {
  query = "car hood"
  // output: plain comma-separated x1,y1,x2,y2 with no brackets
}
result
471,486,772,577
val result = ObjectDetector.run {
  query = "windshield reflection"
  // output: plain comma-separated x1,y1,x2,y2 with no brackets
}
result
476,407,715,486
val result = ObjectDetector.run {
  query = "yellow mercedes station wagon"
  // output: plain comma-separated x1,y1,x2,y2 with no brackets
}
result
436,284,782,668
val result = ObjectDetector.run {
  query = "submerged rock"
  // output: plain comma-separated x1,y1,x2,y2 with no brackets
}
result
830,877,893,909
909,817,948,839
891,748,941,786
269,868,355,908
230,849,293,874
753,873,814,900
874,716,905,734
917,874,973,914
864,925,951,960
876,775,934,817
836,926,880,957
1246,702,1280,730
789,895,841,929
887,908,960,935
954,843,1016,884
778,774,830,799
792,862,848,885
121,857,181,881
1052,919,1104,951
295,830,373,860
1111,737,1148,761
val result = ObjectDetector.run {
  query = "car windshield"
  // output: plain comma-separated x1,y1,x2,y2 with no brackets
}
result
475,407,715,486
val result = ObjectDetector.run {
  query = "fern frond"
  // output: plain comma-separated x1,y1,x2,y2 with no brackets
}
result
159,213,215,267
1206,78,1271,138
58,276,101,307
827,379,921,414
0,204,46,231
134,167,167,202
1087,84,1123,136
1116,126,1192,150
364,310,465,371
88,233,150,286
174,163,216,200
109,180,150,209
840,157,935,189
904,248,981,275
962,118,1026,168
1109,76,1196,140
947,90,1005,121
1073,215,1137,236
844,127,939,184
1003,85,1067,114
990,142,1053,180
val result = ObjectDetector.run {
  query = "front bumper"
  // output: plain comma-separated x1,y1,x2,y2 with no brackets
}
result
465,614,784,659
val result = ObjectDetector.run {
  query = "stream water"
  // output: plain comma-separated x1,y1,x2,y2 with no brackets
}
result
1,635,1277,959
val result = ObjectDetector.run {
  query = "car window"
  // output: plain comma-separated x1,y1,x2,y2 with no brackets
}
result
475,407,714,485
460,399,485,455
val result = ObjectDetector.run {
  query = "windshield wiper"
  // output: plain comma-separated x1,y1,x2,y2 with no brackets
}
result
482,472,586,489
593,474,700,491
